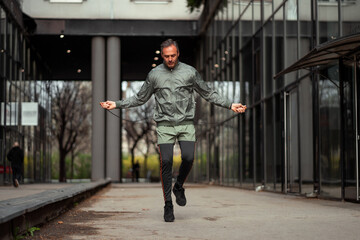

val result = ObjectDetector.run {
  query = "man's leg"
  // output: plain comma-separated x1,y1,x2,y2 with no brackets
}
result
12,166,20,187
173,141,195,206
158,144,175,222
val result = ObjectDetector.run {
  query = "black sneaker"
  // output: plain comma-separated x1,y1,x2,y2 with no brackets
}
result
164,201,175,222
173,183,186,206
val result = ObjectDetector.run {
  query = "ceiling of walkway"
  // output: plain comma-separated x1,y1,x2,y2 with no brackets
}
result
30,35,198,81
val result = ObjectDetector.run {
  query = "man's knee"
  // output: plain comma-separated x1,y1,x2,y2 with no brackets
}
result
161,158,173,169
181,151,194,163
179,141,195,163
159,144,174,169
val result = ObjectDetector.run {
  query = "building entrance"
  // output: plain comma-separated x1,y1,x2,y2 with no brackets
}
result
341,55,360,201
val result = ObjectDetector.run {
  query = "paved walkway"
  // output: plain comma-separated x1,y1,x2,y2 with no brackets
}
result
0,181,109,240
0,183,71,201
30,183,360,240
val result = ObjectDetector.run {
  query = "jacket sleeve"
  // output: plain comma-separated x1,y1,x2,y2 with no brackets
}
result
193,71,232,109
115,74,154,109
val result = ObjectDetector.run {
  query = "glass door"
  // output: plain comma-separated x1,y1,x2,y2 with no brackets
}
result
284,88,301,194
342,56,360,201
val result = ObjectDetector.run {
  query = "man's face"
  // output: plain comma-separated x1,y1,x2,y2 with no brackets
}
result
161,45,179,69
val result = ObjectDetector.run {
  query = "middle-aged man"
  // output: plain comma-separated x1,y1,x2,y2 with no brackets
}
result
100,39,246,222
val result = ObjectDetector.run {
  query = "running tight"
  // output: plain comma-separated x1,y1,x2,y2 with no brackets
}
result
159,141,195,203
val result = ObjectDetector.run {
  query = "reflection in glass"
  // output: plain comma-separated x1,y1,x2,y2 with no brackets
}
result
318,65,341,199
243,108,253,189
342,59,357,200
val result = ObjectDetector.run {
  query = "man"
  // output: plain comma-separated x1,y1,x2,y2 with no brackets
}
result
100,39,246,222
133,161,140,182
7,141,24,188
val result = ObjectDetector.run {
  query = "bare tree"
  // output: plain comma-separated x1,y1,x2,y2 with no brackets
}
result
124,106,154,181
123,82,156,182
136,126,158,180
51,81,91,182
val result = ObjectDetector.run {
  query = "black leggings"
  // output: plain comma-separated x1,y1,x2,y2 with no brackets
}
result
159,141,195,203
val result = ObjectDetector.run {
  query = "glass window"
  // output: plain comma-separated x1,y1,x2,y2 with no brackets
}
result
233,57,240,101
318,0,339,43
341,58,357,200
233,0,241,22
299,0,312,78
274,0,284,11
285,0,298,85
264,19,273,96
264,0,273,22
215,9,222,49
274,93,283,192
255,105,263,186
233,21,240,57
1,8,6,53
318,64,341,199
240,0,253,49
254,32,261,102
274,7,284,90
243,107,254,188
341,0,360,36
254,0,261,31
233,117,239,186
265,99,274,190
221,0,232,35
242,40,252,105
299,77,313,195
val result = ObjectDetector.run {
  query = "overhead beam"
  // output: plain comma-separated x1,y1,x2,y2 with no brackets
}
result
34,19,198,36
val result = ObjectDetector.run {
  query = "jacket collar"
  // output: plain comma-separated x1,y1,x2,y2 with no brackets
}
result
163,61,180,71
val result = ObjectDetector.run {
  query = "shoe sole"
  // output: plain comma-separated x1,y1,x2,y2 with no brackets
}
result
176,198,186,206
164,217,175,222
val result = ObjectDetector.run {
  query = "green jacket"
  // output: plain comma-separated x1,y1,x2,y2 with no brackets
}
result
116,62,232,125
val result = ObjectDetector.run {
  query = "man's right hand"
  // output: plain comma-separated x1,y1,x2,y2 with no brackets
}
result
231,103,246,113
100,101,116,110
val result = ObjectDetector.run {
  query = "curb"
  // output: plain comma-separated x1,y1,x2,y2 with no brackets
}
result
0,179,111,240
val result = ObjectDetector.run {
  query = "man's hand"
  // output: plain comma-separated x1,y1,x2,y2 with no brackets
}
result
100,101,116,110
231,103,246,113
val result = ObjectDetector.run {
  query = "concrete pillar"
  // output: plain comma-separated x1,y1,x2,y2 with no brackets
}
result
91,37,106,180
106,37,121,181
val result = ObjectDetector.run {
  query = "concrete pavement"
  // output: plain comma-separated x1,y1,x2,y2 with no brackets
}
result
0,183,71,201
0,180,110,240
32,183,360,240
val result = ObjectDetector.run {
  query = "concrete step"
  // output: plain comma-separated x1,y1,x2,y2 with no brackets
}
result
0,179,110,240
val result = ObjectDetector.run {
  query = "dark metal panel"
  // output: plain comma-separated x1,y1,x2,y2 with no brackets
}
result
34,19,198,36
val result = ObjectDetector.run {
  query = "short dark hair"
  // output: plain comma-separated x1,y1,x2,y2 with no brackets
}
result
160,39,179,53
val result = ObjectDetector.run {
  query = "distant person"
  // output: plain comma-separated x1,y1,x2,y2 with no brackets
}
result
133,162,140,182
100,39,246,222
7,141,24,188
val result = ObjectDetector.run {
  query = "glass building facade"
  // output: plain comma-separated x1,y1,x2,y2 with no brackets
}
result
0,1,52,185
192,0,360,202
